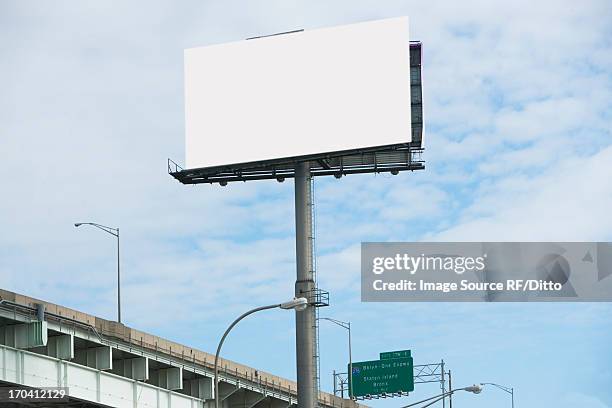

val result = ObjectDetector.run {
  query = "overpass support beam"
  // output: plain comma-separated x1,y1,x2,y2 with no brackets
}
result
184,376,213,399
0,344,203,407
0,321,48,349
47,334,74,360
113,356,149,381
74,345,112,370
151,366,183,390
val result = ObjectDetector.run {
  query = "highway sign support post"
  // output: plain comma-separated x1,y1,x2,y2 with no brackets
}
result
295,162,317,408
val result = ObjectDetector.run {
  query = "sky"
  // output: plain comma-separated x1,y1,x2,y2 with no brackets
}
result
1,1,611,407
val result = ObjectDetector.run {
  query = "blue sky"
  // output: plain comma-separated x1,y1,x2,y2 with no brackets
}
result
1,1,611,407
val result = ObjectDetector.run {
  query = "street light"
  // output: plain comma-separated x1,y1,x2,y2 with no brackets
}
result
74,222,121,323
319,317,352,399
481,382,514,408
400,384,483,408
214,297,308,408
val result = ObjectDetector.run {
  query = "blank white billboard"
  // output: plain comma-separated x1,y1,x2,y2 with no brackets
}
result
184,17,412,169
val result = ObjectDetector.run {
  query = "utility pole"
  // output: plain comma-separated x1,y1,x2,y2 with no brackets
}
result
448,370,453,408
295,161,317,408
441,360,445,408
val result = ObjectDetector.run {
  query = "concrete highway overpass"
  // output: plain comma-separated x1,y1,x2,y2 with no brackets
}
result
0,289,360,408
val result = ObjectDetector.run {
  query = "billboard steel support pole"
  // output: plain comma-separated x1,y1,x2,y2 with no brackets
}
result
295,161,317,408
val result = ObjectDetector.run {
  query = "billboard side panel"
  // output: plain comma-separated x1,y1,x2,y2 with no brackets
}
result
185,17,411,169
410,42,424,148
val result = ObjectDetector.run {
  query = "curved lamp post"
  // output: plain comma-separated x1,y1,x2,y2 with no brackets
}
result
319,317,352,398
481,382,514,408
399,384,483,408
75,222,121,323
214,297,308,408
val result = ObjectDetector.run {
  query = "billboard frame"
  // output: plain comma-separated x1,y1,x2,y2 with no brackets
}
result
169,143,423,185
170,41,424,186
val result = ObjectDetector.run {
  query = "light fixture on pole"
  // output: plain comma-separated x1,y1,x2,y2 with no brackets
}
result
481,382,514,408
74,222,121,323
214,297,308,408
319,317,353,399
399,384,483,408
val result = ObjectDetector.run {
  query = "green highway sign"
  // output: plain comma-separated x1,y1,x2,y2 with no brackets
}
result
380,350,411,360
349,356,414,397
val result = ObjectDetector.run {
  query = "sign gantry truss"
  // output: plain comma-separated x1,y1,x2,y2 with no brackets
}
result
334,361,446,401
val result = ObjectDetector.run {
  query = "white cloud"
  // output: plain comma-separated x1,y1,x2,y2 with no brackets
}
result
434,145,612,241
